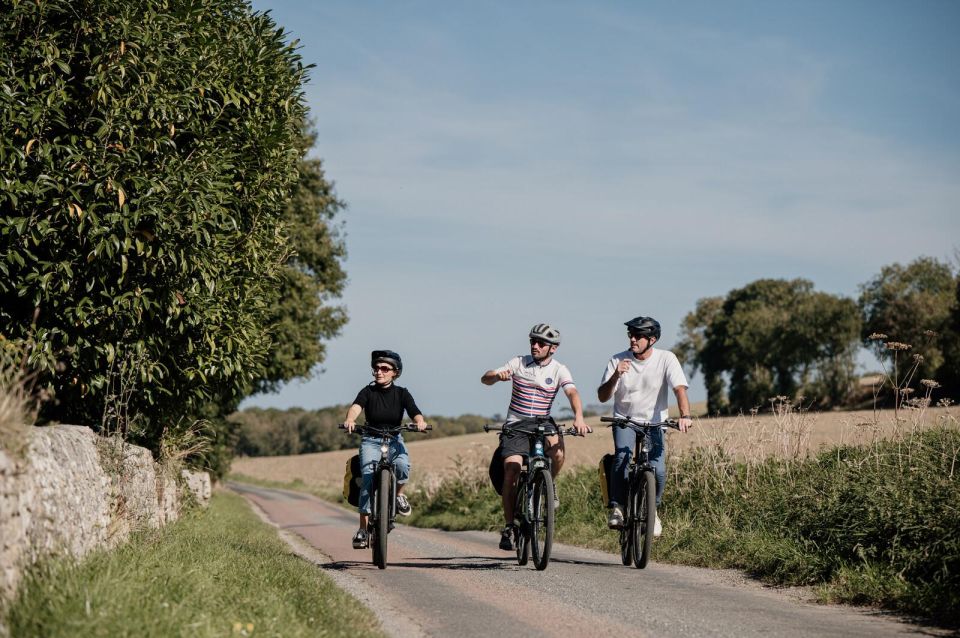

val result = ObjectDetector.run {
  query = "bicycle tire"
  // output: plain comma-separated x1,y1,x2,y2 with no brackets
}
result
633,470,656,569
515,477,529,565
374,468,391,569
530,469,555,571
620,483,633,566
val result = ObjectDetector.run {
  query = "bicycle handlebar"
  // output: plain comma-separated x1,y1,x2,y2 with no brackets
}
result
483,423,587,437
600,416,680,431
338,423,433,433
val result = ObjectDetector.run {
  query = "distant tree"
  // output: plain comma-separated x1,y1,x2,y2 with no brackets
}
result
676,296,726,414
678,279,861,413
934,277,960,399
858,257,957,382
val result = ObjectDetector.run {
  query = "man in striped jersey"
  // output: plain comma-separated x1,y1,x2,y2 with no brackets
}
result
481,323,590,550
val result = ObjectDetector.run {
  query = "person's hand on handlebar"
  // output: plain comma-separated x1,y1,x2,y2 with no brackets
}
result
413,416,429,432
572,416,592,436
677,416,693,433
344,420,357,433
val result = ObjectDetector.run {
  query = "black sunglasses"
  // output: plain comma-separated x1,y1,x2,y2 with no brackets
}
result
529,338,552,347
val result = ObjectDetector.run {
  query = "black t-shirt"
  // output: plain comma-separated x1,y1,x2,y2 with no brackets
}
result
352,383,422,428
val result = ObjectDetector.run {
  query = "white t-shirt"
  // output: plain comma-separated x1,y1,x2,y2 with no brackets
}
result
600,349,688,422
496,355,576,423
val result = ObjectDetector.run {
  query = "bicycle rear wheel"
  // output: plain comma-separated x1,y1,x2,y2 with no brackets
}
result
632,470,656,569
515,478,529,565
530,469,555,571
373,468,391,569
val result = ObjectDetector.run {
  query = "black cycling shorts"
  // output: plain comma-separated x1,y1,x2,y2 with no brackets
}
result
499,423,561,460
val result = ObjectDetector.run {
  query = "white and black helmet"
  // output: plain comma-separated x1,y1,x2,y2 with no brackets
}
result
529,323,561,345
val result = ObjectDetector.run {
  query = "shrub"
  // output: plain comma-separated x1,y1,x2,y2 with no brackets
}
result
0,0,312,449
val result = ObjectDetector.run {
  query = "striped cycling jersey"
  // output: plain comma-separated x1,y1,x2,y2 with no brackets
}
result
497,355,576,423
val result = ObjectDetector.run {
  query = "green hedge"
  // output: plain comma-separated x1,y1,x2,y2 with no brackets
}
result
1,0,310,445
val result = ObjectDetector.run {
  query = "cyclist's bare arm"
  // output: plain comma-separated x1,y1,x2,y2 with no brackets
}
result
673,385,693,432
563,386,591,435
481,369,512,385
343,404,362,432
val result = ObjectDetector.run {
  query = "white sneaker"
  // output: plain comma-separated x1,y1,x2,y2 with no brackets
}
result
653,513,662,537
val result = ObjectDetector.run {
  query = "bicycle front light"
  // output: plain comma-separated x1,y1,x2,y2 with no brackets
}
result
380,444,388,454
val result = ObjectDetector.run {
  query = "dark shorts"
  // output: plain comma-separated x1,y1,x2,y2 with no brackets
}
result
499,422,562,460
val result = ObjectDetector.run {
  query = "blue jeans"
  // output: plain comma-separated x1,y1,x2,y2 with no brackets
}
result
358,435,410,515
609,425,666,508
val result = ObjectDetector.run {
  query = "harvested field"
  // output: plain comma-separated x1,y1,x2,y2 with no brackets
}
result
231,406,958,496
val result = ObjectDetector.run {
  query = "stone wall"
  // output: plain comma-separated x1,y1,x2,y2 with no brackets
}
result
0,424,210,607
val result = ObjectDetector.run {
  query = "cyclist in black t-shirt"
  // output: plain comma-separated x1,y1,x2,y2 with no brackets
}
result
343,350,428,549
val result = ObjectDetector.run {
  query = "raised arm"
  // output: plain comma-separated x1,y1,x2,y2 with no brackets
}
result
481,368,512,385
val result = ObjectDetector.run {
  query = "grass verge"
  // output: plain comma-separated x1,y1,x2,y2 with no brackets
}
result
4,491,383,638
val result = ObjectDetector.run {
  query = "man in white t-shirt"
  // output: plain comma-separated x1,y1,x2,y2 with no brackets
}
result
597,316,693,536
482,323,590,551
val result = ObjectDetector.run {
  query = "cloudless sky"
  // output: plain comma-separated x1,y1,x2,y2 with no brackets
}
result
243,0,960,418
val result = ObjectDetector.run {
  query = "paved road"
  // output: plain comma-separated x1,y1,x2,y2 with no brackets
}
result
229,482,946,638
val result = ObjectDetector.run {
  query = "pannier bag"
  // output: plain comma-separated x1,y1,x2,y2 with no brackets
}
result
598,453,614,505
343,454,362,506
488,445,504,495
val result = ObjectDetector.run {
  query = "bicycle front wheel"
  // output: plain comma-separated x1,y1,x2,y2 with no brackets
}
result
632,469,656,569
515,478,529,566
530,469,555,571
619,489,634,566
373,468,391,569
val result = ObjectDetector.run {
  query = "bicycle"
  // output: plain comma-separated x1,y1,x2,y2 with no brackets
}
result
340,422,431,569
601,416,680,569
485,417,585,571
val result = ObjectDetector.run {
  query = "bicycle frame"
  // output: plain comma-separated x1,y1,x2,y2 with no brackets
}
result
341,423,430,569
602,416,679,569
486,417,581,570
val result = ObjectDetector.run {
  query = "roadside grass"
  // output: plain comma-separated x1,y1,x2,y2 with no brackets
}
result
405,414,960,625
4,491,383,638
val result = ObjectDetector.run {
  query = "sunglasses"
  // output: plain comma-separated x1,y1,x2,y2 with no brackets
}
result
628,331,650,340
529,338,552,347
372,365,395,373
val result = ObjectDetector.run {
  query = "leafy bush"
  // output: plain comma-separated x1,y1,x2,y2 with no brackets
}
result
0,0,326,451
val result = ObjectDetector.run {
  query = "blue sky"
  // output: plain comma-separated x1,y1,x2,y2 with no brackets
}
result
243,0,960,418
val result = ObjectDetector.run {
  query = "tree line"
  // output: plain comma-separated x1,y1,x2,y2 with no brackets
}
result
677,256,960,414
228,407,490,457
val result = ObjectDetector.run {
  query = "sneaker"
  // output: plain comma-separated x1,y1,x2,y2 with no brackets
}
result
607,506,624,529
499,525,514,551
352,528,368,549
653,513,662,537
396,494,412,516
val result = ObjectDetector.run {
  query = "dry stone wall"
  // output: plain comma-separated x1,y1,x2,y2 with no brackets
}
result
0,424,210,606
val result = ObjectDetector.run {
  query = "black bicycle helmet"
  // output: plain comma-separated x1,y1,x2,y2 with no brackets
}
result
529,323,561,345
371,350,403,377
624,316,661,340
